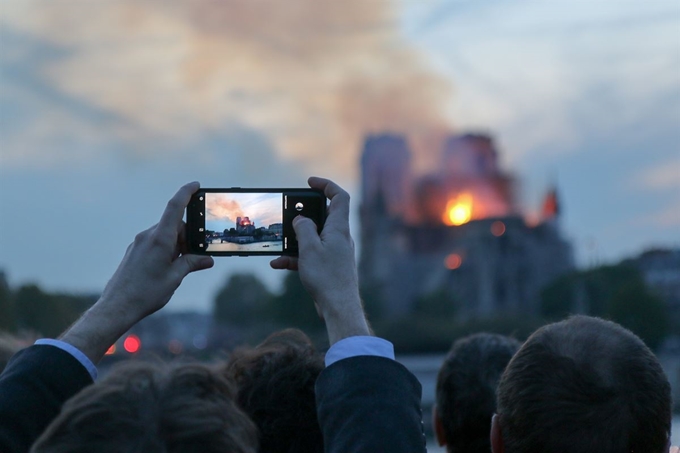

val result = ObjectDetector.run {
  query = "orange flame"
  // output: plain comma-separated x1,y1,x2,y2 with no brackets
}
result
443,193,473,226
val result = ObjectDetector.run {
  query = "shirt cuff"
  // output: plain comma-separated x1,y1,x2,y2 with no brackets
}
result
35,339,98,381
324,336,395,367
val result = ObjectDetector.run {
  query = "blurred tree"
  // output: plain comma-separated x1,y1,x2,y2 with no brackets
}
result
413,289,457,319
378,314,542,353
607,280,669,350
359,282,383,324
0,272,15,332
14,284,95,337
540,273,578,319
264,272,324,334
540,264,670,350
213,273,273,326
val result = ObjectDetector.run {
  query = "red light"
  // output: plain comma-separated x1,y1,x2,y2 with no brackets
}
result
491,221,506,237
105,344,116,355
445,253,462,270
123,335,141,354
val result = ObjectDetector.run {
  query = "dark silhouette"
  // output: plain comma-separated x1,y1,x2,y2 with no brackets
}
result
493,315,672,453
434,333,520,453
224,329,324,453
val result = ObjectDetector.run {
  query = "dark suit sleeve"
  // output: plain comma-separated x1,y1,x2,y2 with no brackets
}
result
0,345,94,453
315,355,426,453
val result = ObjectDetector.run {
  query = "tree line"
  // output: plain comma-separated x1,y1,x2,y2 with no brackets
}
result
0,275,97,338
0,261,671,353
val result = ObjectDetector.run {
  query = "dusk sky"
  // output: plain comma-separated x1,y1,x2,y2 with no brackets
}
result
0,0,678,312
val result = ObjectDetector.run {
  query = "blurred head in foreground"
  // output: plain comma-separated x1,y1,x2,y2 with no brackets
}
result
224,329,324,453
493,315,672,453
31,361,258,453
434,333,521,453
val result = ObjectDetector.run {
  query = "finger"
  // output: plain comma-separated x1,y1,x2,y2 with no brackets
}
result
308,177,350,233
270,256,299,271
293,216,320,252
158,182,200,233
177,221,189,255
172,254,214,280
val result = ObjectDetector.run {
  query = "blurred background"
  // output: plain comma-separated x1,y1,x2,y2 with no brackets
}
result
1,0,678,444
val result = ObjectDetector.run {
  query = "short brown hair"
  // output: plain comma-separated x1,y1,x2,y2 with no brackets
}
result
436,333,520,453
32,361,258,453
497,316,672,453
224,329,324,453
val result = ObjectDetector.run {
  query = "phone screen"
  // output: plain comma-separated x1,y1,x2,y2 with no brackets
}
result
186,189,325,256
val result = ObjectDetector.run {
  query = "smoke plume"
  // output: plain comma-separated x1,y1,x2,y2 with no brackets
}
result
2,0,453,176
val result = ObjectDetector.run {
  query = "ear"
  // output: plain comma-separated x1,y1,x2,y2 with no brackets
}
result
432,404,447,447
491,414,505,453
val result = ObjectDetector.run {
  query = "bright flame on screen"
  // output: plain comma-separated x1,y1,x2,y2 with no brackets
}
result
443,193,473,226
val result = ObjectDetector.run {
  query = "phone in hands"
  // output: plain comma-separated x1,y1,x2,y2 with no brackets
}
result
186,188,326,256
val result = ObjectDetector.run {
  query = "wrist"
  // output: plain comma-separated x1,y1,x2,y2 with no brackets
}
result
317,293,371,345
60,296,141,365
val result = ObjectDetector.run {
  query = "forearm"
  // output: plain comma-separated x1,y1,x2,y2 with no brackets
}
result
318,293,371,346
59,296,140,365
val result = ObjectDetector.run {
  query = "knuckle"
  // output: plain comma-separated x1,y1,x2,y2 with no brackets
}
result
150,231,167,247
134,230,148,243
337,190,350,203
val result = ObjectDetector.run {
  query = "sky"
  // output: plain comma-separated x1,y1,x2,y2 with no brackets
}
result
0,0,678,312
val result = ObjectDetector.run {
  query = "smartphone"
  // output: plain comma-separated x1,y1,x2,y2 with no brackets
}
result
186,188,326,256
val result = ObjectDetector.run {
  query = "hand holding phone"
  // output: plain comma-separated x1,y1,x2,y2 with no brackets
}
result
186,188,326,256
270,177,370,345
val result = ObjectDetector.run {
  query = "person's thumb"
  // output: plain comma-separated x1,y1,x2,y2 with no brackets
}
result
173,254,214,280
293,216,320,251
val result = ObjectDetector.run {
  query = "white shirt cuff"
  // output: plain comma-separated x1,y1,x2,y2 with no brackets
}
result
324,336,395,367
35,339,98,381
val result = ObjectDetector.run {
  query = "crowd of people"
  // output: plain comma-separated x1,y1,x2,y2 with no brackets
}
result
0,177,676,453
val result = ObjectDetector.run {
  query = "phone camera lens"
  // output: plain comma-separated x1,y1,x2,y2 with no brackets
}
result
295,202,304,211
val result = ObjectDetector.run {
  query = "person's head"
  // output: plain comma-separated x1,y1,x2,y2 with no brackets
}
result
32,361,258,453
224,328,324,453
494,315,672,453
434,333,521,453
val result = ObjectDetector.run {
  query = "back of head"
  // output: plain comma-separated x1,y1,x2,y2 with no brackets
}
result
435,333,520,453
496,315,672,453
32,361,258,453
225,329,324,453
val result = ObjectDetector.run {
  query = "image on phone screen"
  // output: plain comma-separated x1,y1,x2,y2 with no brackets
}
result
204,192,284,253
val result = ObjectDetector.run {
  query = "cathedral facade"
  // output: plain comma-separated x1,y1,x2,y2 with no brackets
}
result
358,133,573,319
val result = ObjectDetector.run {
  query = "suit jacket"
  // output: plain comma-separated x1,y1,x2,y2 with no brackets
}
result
315,355,426,453
0,345,93,453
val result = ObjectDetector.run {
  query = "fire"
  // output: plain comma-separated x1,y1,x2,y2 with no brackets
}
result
443,193,473,226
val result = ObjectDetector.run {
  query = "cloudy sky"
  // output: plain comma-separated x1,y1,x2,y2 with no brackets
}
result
0,0,678,312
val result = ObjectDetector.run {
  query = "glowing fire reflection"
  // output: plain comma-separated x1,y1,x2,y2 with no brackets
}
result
443,193,473,226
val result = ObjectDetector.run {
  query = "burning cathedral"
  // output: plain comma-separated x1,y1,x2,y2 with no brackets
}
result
359,133,573,319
